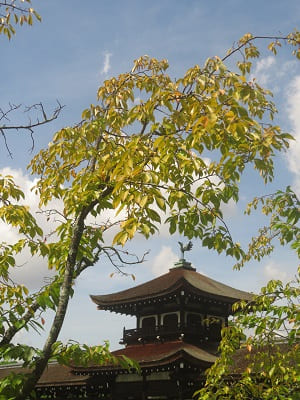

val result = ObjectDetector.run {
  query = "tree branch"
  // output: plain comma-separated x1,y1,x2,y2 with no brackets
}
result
0,101,64,155
221,34,295,63
0,300,40,346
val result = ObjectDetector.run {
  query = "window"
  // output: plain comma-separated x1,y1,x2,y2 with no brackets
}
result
163,313,178,330
186,313,202,328
141,316,156,332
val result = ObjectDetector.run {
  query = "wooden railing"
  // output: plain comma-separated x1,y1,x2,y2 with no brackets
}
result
122,324,221,344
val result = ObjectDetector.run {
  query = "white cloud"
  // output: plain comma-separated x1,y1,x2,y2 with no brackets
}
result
251,56,276,86
151,246,178,276
276,60,298,78
250,58,298,95
263,260,288,282
101,52,112,75
0,167,58,290
248,60,300,197
221,198,238,218
285,75,300,196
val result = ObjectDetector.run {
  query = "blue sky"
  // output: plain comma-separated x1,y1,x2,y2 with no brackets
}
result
1,1,300,350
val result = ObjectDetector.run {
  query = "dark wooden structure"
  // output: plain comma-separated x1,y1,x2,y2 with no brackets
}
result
0,258,253,399
86,258,252,399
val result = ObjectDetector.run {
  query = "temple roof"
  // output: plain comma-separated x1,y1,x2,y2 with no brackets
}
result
90,263,253,313
113,340,217,366
0,363,87,387
74,340,217,373
0,343,293,390
0,341,216,388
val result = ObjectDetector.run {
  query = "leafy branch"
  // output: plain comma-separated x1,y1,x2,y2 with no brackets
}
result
0,0,41,40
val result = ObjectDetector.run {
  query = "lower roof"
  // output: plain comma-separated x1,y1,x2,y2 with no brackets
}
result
0,341,216,387
74,340,217,373
114,340,217,365
0,363,87,387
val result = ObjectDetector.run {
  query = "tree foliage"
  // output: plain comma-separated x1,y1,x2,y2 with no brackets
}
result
0,0,41,40
195,33,300,399
197,189,300,399
202,277,299,400
0,26,299,399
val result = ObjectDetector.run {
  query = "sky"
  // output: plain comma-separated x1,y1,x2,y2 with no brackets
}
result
0,0,300,351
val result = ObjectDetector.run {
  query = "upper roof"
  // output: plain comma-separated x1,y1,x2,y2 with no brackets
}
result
90,261,253,314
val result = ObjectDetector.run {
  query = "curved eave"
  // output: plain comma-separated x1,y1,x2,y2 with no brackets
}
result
90,278,185,315
73,341,217,375
90,268,253,314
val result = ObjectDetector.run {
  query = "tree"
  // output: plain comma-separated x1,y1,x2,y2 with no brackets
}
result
0,27,299,399
197,189,300,399
0,1,63,155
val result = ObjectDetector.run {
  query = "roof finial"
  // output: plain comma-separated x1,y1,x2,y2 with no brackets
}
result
178,241,193,260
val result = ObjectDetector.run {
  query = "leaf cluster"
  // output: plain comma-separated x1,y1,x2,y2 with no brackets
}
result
197,273,300,399
235,187,300,269
0,0,41,40
28,46,295,260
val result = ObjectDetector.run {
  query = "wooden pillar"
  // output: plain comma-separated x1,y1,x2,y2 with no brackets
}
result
141,372,148,400
180,305,184,332
225,316,228,327
176,378,184,400
179,290,185,331
109,376,116,400
157,312,161,331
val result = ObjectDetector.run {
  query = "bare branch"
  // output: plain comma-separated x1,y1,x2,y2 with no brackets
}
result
75,243,149,277
100,246,150,278
0,127,13,157
0,101,64,155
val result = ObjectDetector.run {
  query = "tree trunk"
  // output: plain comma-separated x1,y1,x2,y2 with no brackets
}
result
15,202,94,400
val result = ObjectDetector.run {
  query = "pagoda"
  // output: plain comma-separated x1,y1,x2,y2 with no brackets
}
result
0,247,253,400
85,248,252,399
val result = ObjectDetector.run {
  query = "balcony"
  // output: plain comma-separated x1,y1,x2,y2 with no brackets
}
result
121,323,221,345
